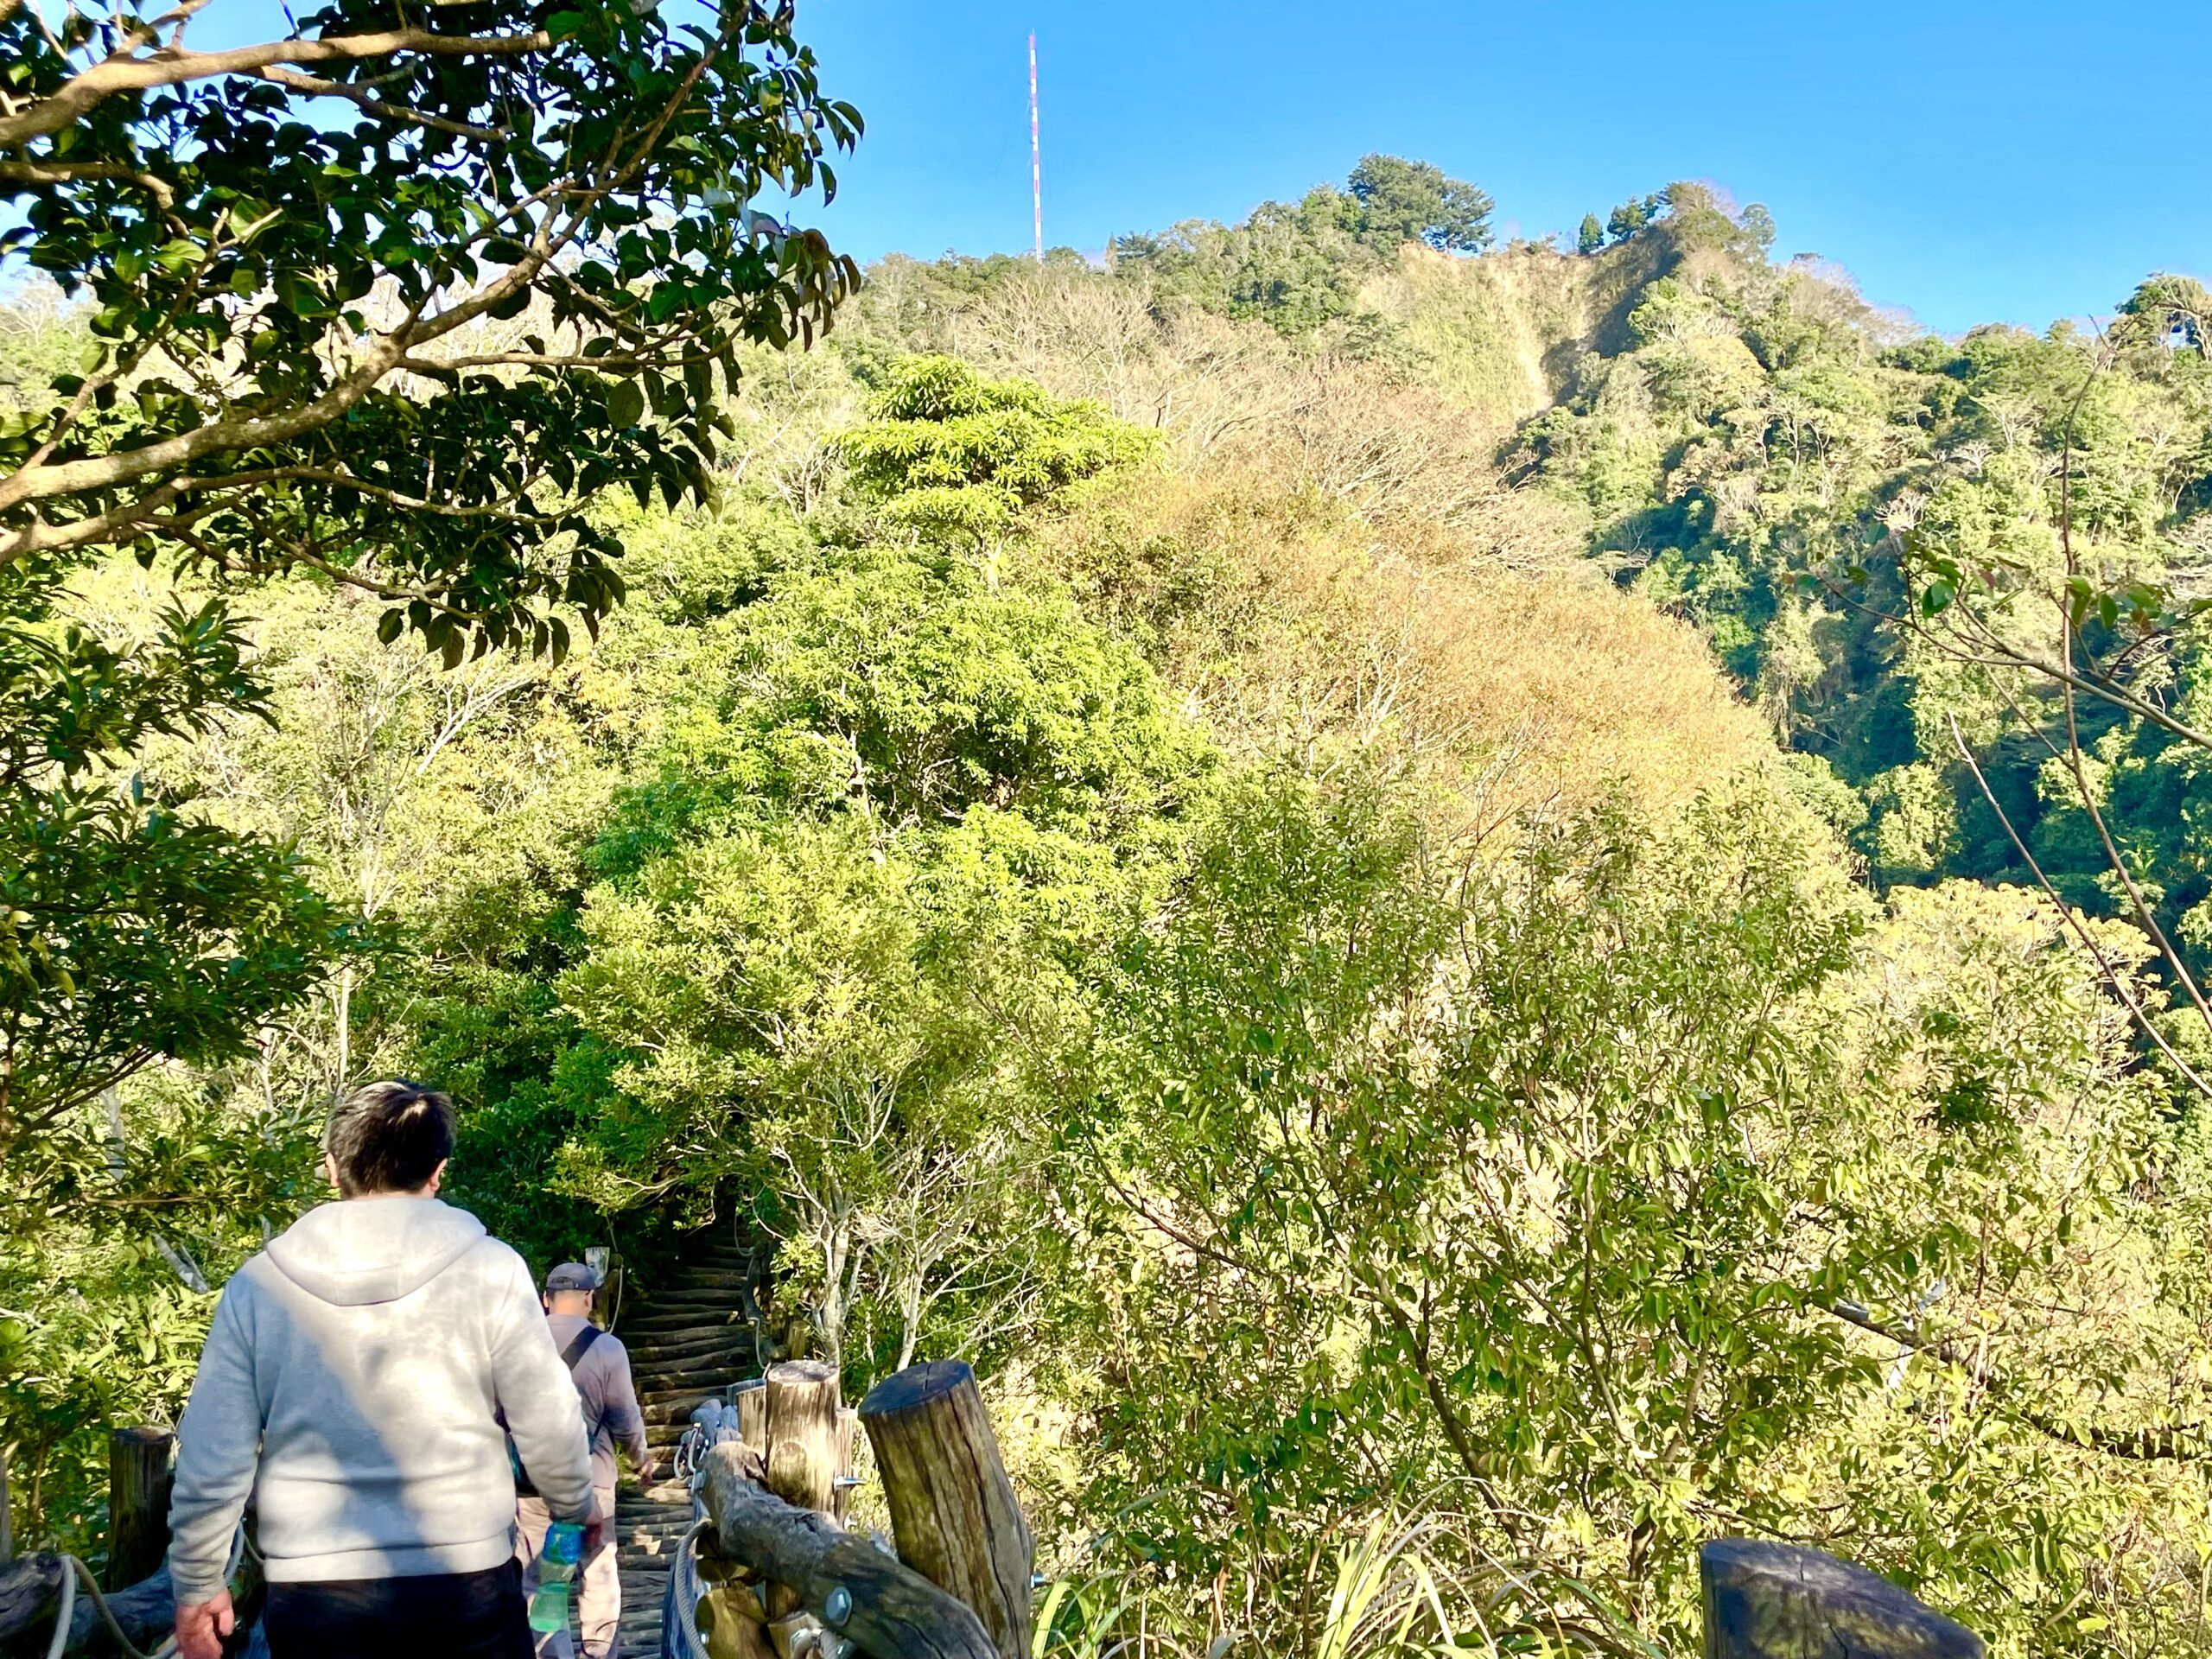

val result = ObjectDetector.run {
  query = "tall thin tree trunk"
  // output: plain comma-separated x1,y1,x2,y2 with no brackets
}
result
334,966,353,1088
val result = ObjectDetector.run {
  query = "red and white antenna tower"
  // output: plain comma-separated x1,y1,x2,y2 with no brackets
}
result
1028,31,1043,260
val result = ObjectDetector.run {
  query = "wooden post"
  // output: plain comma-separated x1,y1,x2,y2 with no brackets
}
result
593,1247,625,1331
734,1378,767,1454
696,1444,994,1659
762,1362,840,1517
832,1407,859,1527
106,1427,175,1591
1701,1541,1983,1658
761,1361,841,1622
859,1360,1033,1659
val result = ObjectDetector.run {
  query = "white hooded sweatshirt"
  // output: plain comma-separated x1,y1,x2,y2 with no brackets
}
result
166,1197,594,1604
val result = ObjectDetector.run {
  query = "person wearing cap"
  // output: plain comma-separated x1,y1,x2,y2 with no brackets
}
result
167,1081,598,1659
515,1261,656,1658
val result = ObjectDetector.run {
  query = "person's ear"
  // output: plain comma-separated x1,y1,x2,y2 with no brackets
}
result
321,1154,341,1193
425,1159,448,1196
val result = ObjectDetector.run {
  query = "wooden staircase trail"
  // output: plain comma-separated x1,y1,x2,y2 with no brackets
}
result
607,1233,756,1656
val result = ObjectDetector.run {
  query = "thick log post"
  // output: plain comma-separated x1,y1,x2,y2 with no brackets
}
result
696,1443,994,1659
1701,1541,1983,1658
761,1362,841,1621
733,1379,767,1454
105,1427,174,1592
762,1363,840,1517
859,1360,1033,1659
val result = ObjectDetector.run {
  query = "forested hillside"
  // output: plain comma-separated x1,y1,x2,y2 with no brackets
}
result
10,129,2212,1659
1106,166,2212,963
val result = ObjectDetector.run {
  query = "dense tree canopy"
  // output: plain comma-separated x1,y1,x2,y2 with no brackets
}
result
11,141,2212,1659
1,0,859,658
0,0,861,1268
1109,153,1493,334
1345,153,1495,252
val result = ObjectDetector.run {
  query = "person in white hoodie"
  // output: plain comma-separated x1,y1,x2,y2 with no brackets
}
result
167,1080,598,1659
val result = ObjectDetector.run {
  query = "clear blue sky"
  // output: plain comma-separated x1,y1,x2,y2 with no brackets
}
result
177,0,2206,337
779,0,2208,337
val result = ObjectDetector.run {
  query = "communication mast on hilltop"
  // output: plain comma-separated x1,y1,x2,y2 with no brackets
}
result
1028,31,1043,260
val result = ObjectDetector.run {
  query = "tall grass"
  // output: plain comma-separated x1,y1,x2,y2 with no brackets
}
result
1032,1514,1663,1659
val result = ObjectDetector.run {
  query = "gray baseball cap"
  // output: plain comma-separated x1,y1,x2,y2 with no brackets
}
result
544,1262,602,1292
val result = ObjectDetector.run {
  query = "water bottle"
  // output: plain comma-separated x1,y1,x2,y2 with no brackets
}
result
528,1520,585,1633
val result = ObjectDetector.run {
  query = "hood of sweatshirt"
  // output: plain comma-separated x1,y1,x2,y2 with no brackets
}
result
264,1198,488,1307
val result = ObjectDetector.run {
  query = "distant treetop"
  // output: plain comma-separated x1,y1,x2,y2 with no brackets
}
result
1109,153,1495,335
1346,155,1495,254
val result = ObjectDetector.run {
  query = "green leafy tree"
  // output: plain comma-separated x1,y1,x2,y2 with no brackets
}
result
1738,201,1777,255
1111,190,1370,336
1,0,859,660
1075,772,2211,1652
1110,156,1491,334
1605,193,1664,242
837,355,1157,543
1345,153,1494,253
1579,212,1605,256
0,558,341,1209
0,0,861,1236
550,531,1205,1369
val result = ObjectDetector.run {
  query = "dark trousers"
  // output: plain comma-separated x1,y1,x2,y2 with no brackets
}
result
264,1560,531,1659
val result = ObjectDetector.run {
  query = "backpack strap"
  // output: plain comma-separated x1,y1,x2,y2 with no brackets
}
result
511,1325,608,1498
558,1324,603,1371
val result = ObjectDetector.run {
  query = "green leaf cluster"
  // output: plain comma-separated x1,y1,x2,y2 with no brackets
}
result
837,354,1158,542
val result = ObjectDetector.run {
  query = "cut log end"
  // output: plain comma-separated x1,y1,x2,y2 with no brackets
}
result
857,1359,969,1421
1700,1540,1985,1659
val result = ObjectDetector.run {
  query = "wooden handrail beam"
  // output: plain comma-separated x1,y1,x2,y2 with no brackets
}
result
696,1442,997,1659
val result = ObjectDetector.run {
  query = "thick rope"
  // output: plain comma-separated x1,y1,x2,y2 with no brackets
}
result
661,1517,715,1659
43,1557,178,1659
41,1525,243,1659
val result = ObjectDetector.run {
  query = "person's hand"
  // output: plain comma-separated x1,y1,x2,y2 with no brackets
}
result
581,1510,610,1556
175,1592,235,1659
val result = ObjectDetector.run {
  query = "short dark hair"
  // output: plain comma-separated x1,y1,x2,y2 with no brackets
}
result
325,1080,454,1197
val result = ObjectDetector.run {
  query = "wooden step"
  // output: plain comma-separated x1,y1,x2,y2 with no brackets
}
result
630,1355,750,1379
629,1336,746,1353
625,1291,740,1314
659,1275,749,1292
621,1314,749,1337
628,1337,748,1358
631,1362,750,1385
623,1335,749,1364
630,1353,751,1380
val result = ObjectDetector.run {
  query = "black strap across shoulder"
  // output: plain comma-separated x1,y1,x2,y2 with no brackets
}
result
511,1325,608,1498
558,1324,602,1371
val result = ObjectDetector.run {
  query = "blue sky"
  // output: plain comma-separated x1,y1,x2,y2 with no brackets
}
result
180,0,2207,336
774,0,2208,337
